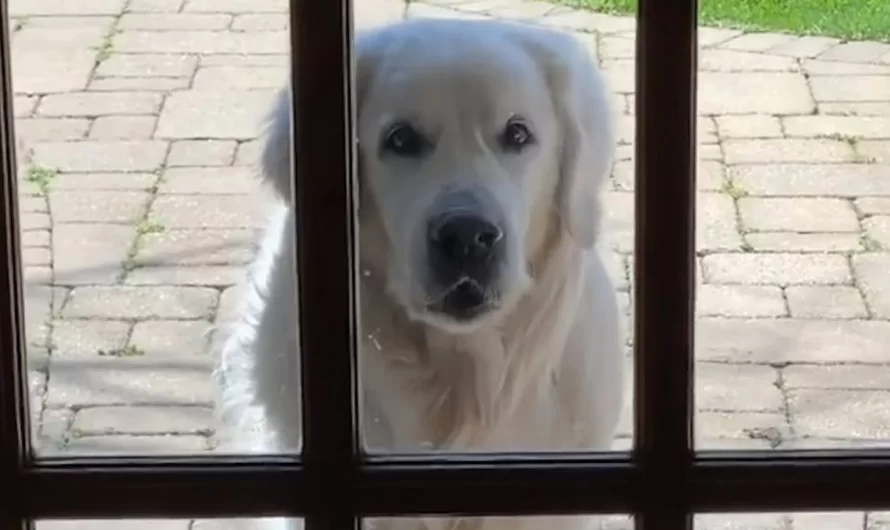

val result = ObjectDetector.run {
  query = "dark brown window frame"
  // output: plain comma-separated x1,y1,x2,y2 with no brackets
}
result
2,0,890,530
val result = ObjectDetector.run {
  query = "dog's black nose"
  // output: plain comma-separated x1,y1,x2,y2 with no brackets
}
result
428,213,504,270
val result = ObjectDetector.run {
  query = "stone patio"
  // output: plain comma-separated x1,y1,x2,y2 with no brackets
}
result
8,0,890,528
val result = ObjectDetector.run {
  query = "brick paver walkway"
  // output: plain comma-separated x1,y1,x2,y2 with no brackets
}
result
9,0,890,527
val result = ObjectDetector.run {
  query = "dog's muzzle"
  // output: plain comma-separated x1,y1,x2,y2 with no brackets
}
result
425,193,506,321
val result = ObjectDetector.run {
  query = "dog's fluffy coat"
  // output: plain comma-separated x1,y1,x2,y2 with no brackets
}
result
216,18,625,530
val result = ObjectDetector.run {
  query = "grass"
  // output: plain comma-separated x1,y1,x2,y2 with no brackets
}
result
24,165,58,196
559,0,890,42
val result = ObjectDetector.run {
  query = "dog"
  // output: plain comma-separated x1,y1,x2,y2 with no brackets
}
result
215,17,625,530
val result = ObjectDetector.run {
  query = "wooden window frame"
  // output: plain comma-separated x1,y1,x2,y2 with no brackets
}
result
2,1,890,530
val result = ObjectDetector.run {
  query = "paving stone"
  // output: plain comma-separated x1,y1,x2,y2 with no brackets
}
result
730,164,890,197
810,75,890,102
52,319,131,358
156,89,277,139
215,284,246,324
90,77,192,91
700,49,798,72
36,407,73,449
73,405,214,435
715,115,783,139
96,53,198,78
600,59,633,93
201,54,288,67
857,198,890,215
231,13,289,31
32,141,167,172
695,513,787,530
21,230,50,247
699,72,814,115
821,102,890,116
818,41,890,63
118,13,232,30
45,354,213,407
699,193,744,251
784,365,890,392
12,50,95,93
788,390,890,439
858,141,890,163
62,434,208,455
695,411,790,446
15,118,90,141
767,36,841,58
23,247,51,266
53,223,135,285
135,229,255,266
803,60,890,76
720,32,794,52
89,116,157,140
21,212,51,231
193,65,287,89
183,0,285,12
724,139,856,164
539,8,635,34
783,439,890,450
150,195,267,228
125,265,243,286
852,254,890,318
696,362,783,412
870,512,890,529
49,191,149,223
601,191,632,253
128,0,184,11
25,266,53,285
697,27,743,48
789,512,864,530
62,286,217,319
14,95,38,117
159,166,263,195
22,16,117,29
234,139,262,165
8,0,126,16
862,216,890,248
702,253,851,285
697,318,890,364
167,140,237,166
130,320,213,356
115,30,287,54
785,285,868,319
782,116,890,140
599,36,632,60
12,26,108,50
51,172,157,190
19,196,48,213
38,92,162,117
738,197,859,232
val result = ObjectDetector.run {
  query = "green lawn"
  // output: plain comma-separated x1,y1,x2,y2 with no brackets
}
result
559,0,890,42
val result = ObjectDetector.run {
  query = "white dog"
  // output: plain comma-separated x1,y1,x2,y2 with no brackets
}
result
215,18,625,530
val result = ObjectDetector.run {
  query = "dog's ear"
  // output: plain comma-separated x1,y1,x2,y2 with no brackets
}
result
259,34,383,205
522,29,615,249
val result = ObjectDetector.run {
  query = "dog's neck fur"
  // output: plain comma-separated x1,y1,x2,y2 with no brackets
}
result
359,214,585,451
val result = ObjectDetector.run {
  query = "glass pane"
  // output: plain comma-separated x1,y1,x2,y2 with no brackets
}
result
693,3,890,450
364,515,633,530
35,519,302,530
10,0,300,455
354,5,633,454
695,511,878,530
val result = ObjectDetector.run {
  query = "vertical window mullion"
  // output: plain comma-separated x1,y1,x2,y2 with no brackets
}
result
290,0,360,529
0,0,34,527
633,0,698,528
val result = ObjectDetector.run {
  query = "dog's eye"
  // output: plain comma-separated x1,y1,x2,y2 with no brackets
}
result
500,119,535,152
381,123,428,157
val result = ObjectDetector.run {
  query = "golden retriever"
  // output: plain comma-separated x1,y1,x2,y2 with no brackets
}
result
216,17,625,530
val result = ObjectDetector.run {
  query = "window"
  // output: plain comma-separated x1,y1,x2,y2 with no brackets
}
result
2,1,890,530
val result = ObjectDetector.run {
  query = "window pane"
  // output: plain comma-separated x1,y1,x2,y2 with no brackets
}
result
364,515,633,530
10,0,300,456
695,511,878,530
35,519,302,530
355,4,633,454
693,6,890,450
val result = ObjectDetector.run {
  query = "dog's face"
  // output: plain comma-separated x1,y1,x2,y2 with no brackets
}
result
260,20,614,335
354,21,614,333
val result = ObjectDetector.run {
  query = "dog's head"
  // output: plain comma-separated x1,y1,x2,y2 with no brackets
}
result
261,19,614,334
